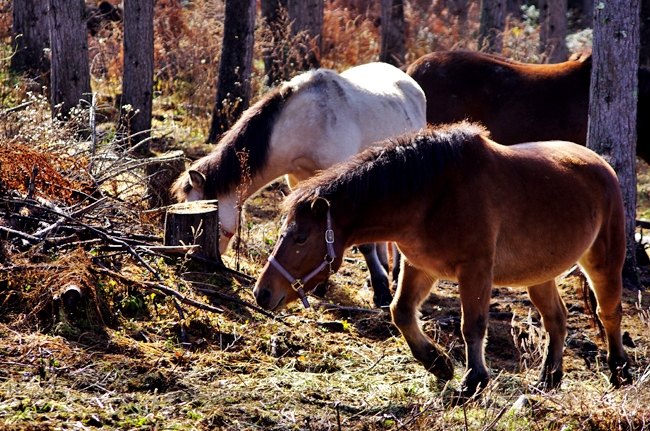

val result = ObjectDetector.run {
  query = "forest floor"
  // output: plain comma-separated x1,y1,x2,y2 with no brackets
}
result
1,133,650,430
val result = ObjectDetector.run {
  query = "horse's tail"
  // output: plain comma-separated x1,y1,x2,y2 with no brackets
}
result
580,272,605,342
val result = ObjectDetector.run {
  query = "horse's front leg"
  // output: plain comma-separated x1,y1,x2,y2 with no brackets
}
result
456,263,493,397
527,280,568,389
390,261,454,380
359,243,392,307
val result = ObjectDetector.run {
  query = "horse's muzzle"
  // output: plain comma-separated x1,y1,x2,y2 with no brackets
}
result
254,285,283,311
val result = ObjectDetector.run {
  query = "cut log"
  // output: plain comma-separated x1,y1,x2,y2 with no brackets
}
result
62,284,83,310
164,201,222,264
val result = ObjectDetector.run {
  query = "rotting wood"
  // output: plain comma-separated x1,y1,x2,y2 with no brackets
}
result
61,284,83,310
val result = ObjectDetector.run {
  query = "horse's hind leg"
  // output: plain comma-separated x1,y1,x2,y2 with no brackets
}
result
391,243,402,284
359,243,392,307
390,261,454,380
527,280,568,389
579,238,632,386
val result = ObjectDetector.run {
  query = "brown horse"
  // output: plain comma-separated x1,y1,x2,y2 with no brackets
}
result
407,50,650,164
254,122,632,397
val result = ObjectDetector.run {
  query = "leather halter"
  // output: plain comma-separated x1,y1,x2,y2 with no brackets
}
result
267,208,336,308
220,225,234,239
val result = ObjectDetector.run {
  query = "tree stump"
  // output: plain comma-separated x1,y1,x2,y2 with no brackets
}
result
164,201,223,265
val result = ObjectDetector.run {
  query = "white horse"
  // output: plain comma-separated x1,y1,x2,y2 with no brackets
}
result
172,62,426,307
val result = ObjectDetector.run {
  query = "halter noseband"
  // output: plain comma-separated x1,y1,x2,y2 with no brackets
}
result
267,209,336,308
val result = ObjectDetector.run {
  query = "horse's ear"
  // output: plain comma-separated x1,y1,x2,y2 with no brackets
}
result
188,170,206,190
310,197,330,218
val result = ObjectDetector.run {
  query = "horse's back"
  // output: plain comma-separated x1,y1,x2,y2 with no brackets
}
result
272,63,426,171
413,137,624,286
406,51,590,145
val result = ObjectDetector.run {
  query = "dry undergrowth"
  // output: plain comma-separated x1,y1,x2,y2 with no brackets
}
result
1,1,650,430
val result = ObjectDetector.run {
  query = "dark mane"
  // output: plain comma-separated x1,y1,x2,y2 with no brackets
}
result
285,122,487,213
172,84,294,199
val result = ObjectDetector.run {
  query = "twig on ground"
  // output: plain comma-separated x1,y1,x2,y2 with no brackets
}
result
191,282,285,323
0,101,34,117
0,225,40,244
91,265,225,316
316,302,384,314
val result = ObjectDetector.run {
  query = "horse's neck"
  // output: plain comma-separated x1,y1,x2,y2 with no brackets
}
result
338,200,418,247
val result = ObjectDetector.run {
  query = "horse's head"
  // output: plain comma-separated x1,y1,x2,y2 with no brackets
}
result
171,169,237,255
254,198,343,311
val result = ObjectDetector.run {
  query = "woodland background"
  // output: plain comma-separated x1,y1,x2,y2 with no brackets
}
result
1,0,650,430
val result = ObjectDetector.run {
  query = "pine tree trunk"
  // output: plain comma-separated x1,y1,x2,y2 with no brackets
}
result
380,0,406,67
121,0,154,152
587,0,641,288
261,0,289,86
11,0,50,77
640,0,650,67
478,0,506,54
207,0,256,143
49,0,91,118
287,0,323,70
539,0,567,63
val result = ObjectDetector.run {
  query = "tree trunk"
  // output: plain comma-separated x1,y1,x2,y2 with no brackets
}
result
261,0,289,86
581,0,593,28
11,0,50,78
121,0,154,152
380,0,406,67
206,0,256,143
164,201,222,264
587,0,641,288
287,0,323,70
539,0,567,63
478,0,506,54
640,0,650,67
49,0,91,119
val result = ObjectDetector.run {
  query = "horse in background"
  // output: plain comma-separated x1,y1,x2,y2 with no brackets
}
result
254,122,632,398
407,50,650,164
172,62,426,307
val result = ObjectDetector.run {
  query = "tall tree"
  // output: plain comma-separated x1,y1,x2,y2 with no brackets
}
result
207,0,256,142
287,0,323,70
539,0,567,63
380,0,405,67
261,0,290,86
640,0,650,67
49,0,91,118
121,0,154,152
587,0,641,287
11,0,50,77
478,0,506,53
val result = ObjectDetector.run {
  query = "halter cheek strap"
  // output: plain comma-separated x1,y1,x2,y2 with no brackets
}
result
267,209,336,308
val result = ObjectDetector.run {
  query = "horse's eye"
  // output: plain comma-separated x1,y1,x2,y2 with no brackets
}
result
295,235,308,245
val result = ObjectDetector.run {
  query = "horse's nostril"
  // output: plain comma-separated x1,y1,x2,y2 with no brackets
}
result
256,287,271,307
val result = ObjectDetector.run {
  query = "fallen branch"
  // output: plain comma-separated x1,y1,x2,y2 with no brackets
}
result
0,225,40,244
316,302,384,315
0,101,34,117
192,282,284,322
92,265,225,315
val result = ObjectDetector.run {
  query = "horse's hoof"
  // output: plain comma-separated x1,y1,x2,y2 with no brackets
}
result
537,366,563,390
461,374,489,399
423,350,454,380
373,291,393,308
610,363,633,388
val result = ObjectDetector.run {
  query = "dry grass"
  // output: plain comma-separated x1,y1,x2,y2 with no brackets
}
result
1,1,649,430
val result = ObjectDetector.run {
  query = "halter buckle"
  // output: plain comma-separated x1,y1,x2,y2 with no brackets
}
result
325,229,334,244
291,279,305,292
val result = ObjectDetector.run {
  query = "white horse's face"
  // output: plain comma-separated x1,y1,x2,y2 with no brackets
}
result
185,170,238,255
